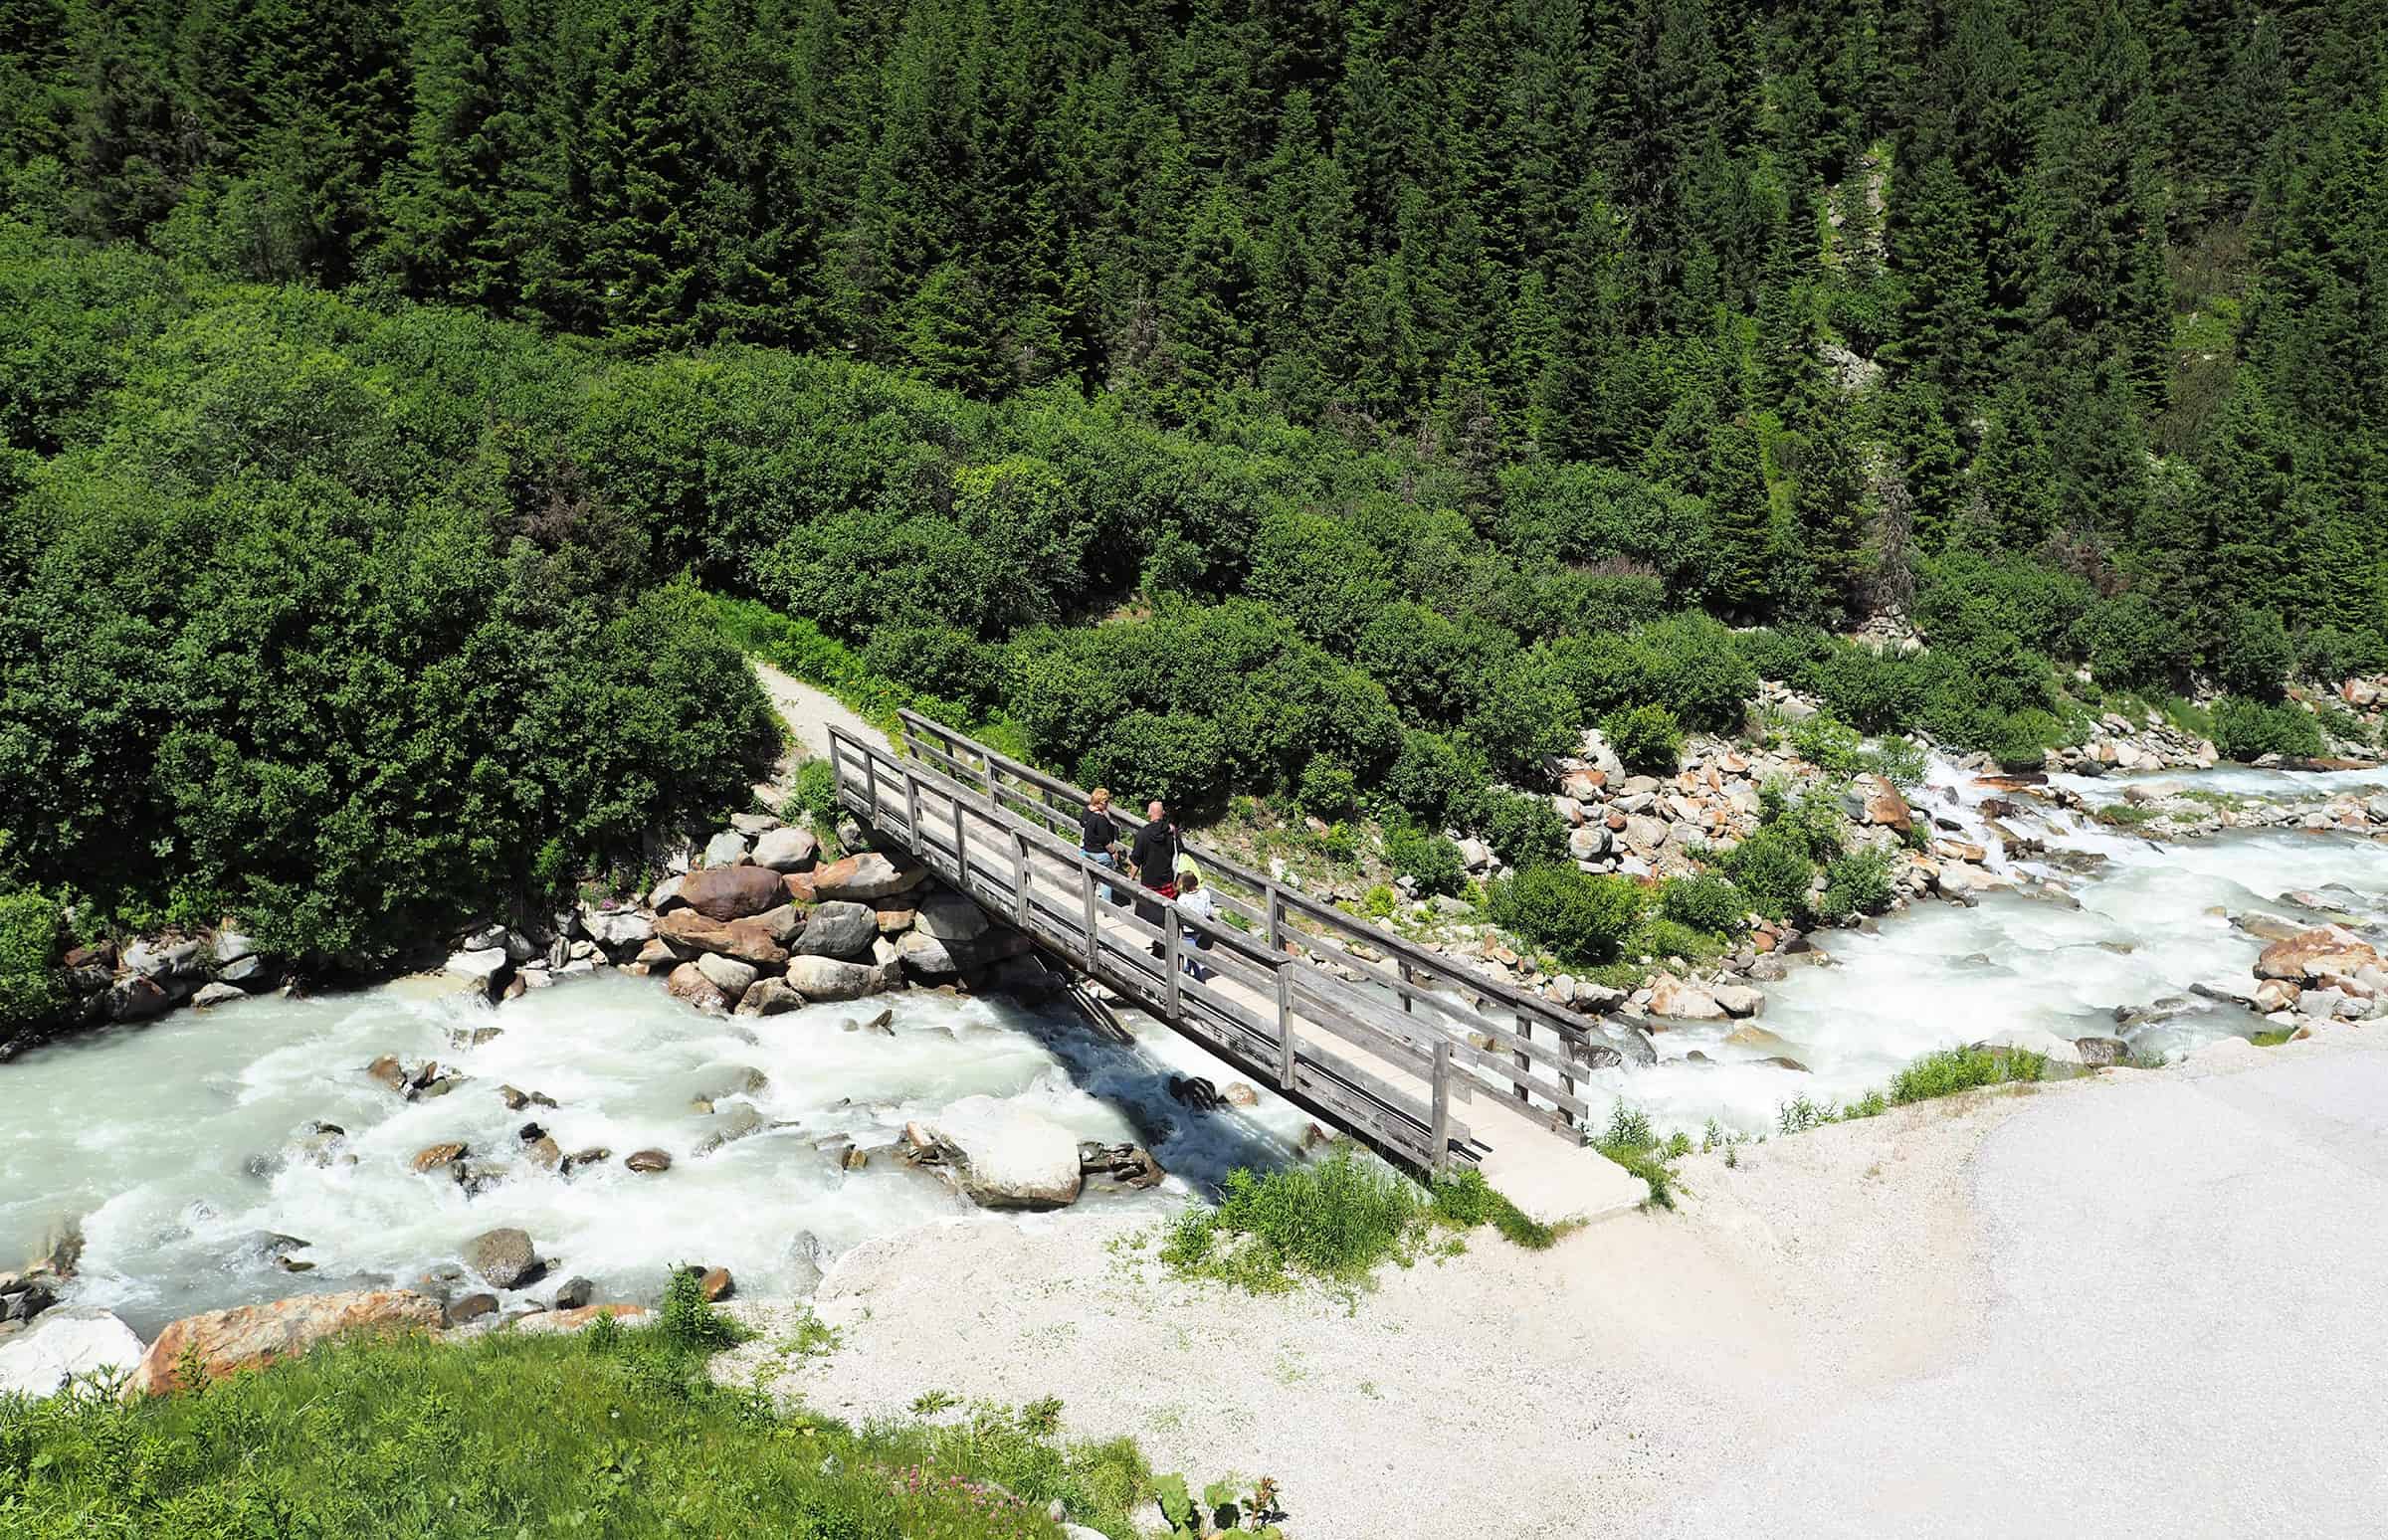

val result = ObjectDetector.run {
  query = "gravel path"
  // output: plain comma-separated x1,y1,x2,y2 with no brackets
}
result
716,1028,2388,1538
745,659,883,804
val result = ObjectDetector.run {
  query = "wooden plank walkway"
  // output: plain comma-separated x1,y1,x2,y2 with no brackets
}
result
827,713,1656,1221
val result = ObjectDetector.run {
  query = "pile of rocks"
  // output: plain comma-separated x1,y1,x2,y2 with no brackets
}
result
483,810,1042,1018
1527,727,1795,880
2044,709,2218,774
2243,923,2388,1028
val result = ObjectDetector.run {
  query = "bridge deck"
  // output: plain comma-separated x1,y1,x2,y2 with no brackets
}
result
827,715,1648,1220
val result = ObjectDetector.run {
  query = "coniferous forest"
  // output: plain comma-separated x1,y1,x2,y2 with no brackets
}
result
1,0,2386,977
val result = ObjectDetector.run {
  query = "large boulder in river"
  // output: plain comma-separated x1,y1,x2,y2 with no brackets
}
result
1645,975,1726,1021
733,976,805,1016
750,826,820,872
796,901,879,959
694,951,757,1003
908,1095,1084,1210
465,1228,543,1288
0,1307,144,1399
656,909,787,965
1847,773,1913,831
2255,926,2379,986
676,866,786,922
666,962,732,1014
783,954,880,1002
912,890,991,943
580,907,655,950
809,853,926,902
130,1290,445,1395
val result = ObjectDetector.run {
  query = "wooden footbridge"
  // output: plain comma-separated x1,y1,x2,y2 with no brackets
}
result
826,713,1653,1219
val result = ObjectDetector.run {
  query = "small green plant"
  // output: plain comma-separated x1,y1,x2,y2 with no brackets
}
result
910,1388,961,1416
660,1265,745,1353
1594,1103,1677,1209
1777,1093,1836,1133
1361,883,1398,919
1381,819,1466,896
1155,1471,1290,1536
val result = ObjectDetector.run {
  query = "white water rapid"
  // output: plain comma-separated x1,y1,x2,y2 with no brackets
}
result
0,977,1311,1336
1609,758,2387,1139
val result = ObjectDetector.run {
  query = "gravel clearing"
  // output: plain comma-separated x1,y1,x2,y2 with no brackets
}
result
715,1027,2388,1537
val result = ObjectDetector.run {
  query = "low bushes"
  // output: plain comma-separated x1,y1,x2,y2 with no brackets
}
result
2211,695,2324,761
1602,703,1685,774
1485,866,1647,967
1657,873,1745,935
1816,847,1896,921
1381,820,1465,896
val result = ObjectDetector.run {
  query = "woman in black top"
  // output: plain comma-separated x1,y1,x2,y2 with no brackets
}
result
1080,788,1121,903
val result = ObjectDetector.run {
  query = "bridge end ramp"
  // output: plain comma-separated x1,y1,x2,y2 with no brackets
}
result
1476,1138,1650,1229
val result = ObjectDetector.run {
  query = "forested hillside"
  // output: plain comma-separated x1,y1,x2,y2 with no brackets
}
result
1,0,2384,986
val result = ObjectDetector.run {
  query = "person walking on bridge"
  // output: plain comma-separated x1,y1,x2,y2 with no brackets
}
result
1130,800,1180,956
1079,787,1122,904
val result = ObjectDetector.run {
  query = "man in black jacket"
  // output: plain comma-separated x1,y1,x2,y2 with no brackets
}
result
1129,800,1179,951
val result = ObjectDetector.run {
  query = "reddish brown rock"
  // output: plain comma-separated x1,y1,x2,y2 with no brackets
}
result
676,866,785,922
410,1142,468,1174
1852,773,1913,831
130,1290,444,1395
2255,927,2379,985
665,962,731,1014
655,909,789,966
780,870,818,905
511,1303,650,1336
809,852,927,902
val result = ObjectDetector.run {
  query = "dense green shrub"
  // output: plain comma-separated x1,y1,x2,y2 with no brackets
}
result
2214,609,2294,699
1487,865,1647,966
1297,757,1359,822
1721,825,1816,919
0,886,65,1031
1078,710,1231,812
2211,695,2324,761
1381,729,1472,828
1817,846,1897,920
1468,789,1571,868
1382,820,1466,896
1658,873,1745,935
1603,704,1685,774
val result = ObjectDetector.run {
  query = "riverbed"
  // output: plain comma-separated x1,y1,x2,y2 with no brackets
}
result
5,766,2380,1332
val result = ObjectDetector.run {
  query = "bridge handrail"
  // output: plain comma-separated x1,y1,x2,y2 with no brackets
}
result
826,722,1470,1168
893,710,1621,1135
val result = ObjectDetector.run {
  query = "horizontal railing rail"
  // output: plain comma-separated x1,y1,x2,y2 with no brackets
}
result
827,722,1473,1171
892,709,1630,1139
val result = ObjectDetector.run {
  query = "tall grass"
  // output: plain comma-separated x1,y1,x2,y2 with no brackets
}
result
0,1282,1145,1540
1157,1152,1559,1294
1887,1045,2047,1104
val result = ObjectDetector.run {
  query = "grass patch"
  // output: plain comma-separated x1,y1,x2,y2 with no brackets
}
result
2249,1028,2297,1048
1157,1152,1558,1294
2094,803,2168,829
1888,1045,2048,1104
0,1273,1149,1539
1592,1104,1681,1210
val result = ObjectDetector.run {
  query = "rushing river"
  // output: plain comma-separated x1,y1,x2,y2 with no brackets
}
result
4,763,2381,1332
0,977,1310,1337
1619,763,2388,1138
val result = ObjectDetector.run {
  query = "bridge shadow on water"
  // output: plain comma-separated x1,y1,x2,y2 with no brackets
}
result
973,989,1305,1200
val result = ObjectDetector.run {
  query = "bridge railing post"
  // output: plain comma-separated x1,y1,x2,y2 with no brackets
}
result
1010,828,1031,926
903,767,920,842
1430,1038,1453,1171
1079,859,1097,969
1162,899,1182,1018
1274,960,1294,1091
952,799,969,893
